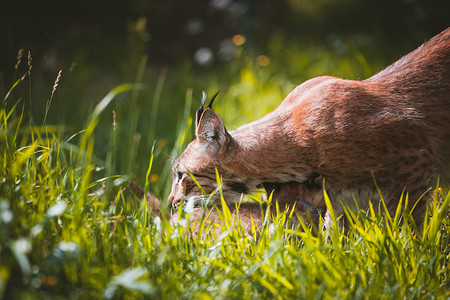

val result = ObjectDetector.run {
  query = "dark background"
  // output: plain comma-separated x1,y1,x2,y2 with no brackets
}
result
2,0,449,79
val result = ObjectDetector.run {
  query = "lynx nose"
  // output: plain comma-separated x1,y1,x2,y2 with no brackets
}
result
172,200,180,211
168,194,182,211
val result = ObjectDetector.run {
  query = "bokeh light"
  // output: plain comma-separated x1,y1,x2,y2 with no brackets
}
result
256,55,270,66
232,34,246,46
194,47,214,66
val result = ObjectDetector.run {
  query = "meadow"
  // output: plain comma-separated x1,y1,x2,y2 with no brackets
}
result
1,38,449,299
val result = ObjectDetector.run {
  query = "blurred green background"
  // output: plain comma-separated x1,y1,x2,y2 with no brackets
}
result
1,0,449,198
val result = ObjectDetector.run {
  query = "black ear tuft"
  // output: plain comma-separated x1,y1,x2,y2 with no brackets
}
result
207,90,221,109
196,91,208,127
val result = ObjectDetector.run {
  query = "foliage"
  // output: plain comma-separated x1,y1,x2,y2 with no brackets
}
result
1,48,449,299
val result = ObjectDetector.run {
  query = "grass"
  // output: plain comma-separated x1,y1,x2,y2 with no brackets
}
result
1,48,449,299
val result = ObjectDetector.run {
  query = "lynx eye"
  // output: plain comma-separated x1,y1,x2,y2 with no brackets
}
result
177,172,183,180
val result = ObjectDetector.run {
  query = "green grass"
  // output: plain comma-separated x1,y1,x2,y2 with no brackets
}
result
1,50,449,299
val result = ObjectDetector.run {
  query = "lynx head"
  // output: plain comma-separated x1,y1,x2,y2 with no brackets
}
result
168,91,249,210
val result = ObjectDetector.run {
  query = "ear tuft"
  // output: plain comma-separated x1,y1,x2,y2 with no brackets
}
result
195,90,222,128
195,108,229,155
207,90,221,109
195,91,208,128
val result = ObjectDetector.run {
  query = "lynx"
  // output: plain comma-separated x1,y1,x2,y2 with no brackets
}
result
168,28,450,230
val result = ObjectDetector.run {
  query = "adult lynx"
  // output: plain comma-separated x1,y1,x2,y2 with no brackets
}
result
168,28,450,229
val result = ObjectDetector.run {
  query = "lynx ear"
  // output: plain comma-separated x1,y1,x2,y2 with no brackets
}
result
195,108,230,154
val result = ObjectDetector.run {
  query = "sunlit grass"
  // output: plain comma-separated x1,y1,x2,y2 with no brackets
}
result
1,50,449,299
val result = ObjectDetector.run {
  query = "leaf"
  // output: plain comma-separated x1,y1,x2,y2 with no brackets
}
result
89,84,142,123
9,239,32,277
46,202,67,218
104,267,153,299
12,143,38,177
